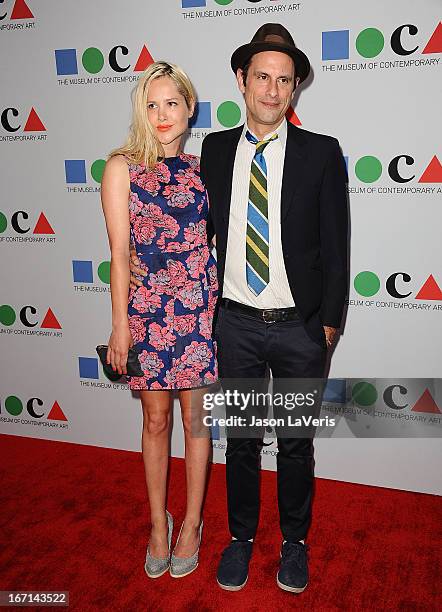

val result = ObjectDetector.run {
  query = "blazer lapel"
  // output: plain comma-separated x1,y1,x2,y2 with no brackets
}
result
281,122,308,220
220,126,243,222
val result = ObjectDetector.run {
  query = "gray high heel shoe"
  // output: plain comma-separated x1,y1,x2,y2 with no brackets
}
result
169,520,203,578
144,510,173,578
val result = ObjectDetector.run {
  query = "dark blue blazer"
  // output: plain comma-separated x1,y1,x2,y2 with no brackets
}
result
200,120,349,347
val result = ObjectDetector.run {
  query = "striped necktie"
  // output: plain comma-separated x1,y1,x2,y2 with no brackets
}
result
245,130,278,296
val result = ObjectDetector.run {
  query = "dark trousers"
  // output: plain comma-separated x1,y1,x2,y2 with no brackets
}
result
215,305,327,543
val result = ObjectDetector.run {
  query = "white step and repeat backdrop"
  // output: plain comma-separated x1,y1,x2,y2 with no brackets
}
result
1,0,441,494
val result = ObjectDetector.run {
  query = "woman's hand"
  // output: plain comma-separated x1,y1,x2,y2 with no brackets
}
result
129,248,147,290
107,325,133,376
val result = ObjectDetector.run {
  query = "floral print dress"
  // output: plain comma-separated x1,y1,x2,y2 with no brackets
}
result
127,154,218,390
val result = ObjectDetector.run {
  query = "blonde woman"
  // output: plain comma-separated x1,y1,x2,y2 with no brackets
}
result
101,62,218,578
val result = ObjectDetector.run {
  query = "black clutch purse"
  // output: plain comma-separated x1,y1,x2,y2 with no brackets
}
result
96,345,144,381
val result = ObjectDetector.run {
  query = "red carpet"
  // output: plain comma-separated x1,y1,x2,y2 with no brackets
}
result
0,434,440,611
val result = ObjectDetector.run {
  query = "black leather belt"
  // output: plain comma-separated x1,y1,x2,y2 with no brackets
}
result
221,298,300,323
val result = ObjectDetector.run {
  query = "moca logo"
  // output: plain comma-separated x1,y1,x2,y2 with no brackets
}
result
64,159,105,193
0,211,55,243
182,0,285,7
181,0,300,21
55,44,154,76
353,272,442,301
72,260,110,284
0,211,54,234
0,0,34,24
0,107,45,132
0,396,68,424
0,304,62,333
190,101,241,130
347,154,442,184
78,356,127,389
190,101,300,132
72,260,110,294
183,0,224,6
322,22,441,60
351,382,441,414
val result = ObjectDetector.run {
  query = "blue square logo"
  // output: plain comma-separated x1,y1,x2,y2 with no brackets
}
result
182,0,206,7
65,160,86,183
78,357,99,379
72,260,93,283
55,49,78,75
322,30,350,61
323,379,347,404
189,102,211,129
211,422,220,441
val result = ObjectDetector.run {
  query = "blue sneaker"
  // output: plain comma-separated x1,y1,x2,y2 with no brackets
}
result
216,540,253,591
277,541,309,593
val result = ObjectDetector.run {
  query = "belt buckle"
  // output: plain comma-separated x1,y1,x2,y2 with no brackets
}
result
262,309,276,323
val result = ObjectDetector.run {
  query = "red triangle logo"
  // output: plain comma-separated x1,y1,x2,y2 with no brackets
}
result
10,0,34,19
47,401,68,421
134,45,154,72
33,212,54,234
418,155,442,183
411,389,441,414
23,107,46,132
422,22,442,54
286,106,301,126
41,307,62,329
415,274,442,300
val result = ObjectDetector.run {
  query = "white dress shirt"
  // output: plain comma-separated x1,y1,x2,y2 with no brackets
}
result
223,120,295,308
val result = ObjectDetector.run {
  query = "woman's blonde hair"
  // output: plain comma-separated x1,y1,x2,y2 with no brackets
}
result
109,61,196,168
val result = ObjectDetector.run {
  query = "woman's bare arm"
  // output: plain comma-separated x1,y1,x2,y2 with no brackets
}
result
101,155,133,375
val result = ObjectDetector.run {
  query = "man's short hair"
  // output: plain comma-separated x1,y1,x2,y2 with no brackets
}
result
240,57,253,86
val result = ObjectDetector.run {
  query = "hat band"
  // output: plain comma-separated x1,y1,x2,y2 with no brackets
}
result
262,34,287,44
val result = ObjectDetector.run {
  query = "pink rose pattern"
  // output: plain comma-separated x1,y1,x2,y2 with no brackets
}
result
127,154,218,390
186,249,209,279
131,286,162,314
129,162,171,197
174,314,197,336
162,184,195,208
198,311,212,340
128,315,147,344
148,322,176,351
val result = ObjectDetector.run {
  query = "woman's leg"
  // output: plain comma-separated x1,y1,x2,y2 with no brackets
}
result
140,389,172,558
173,388,211,557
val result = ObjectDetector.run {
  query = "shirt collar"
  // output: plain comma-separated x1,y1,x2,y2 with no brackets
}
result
242,118,287,149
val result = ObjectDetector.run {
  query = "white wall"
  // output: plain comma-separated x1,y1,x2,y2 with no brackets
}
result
1,0,441,494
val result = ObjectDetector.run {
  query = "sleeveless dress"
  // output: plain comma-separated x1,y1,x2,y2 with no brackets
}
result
126,154,218,390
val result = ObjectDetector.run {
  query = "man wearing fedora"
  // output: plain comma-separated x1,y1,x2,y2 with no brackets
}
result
200,23,348,593
129,23,348,593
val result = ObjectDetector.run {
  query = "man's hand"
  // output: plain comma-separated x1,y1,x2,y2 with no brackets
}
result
323,326,339,349
129,247,146,290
